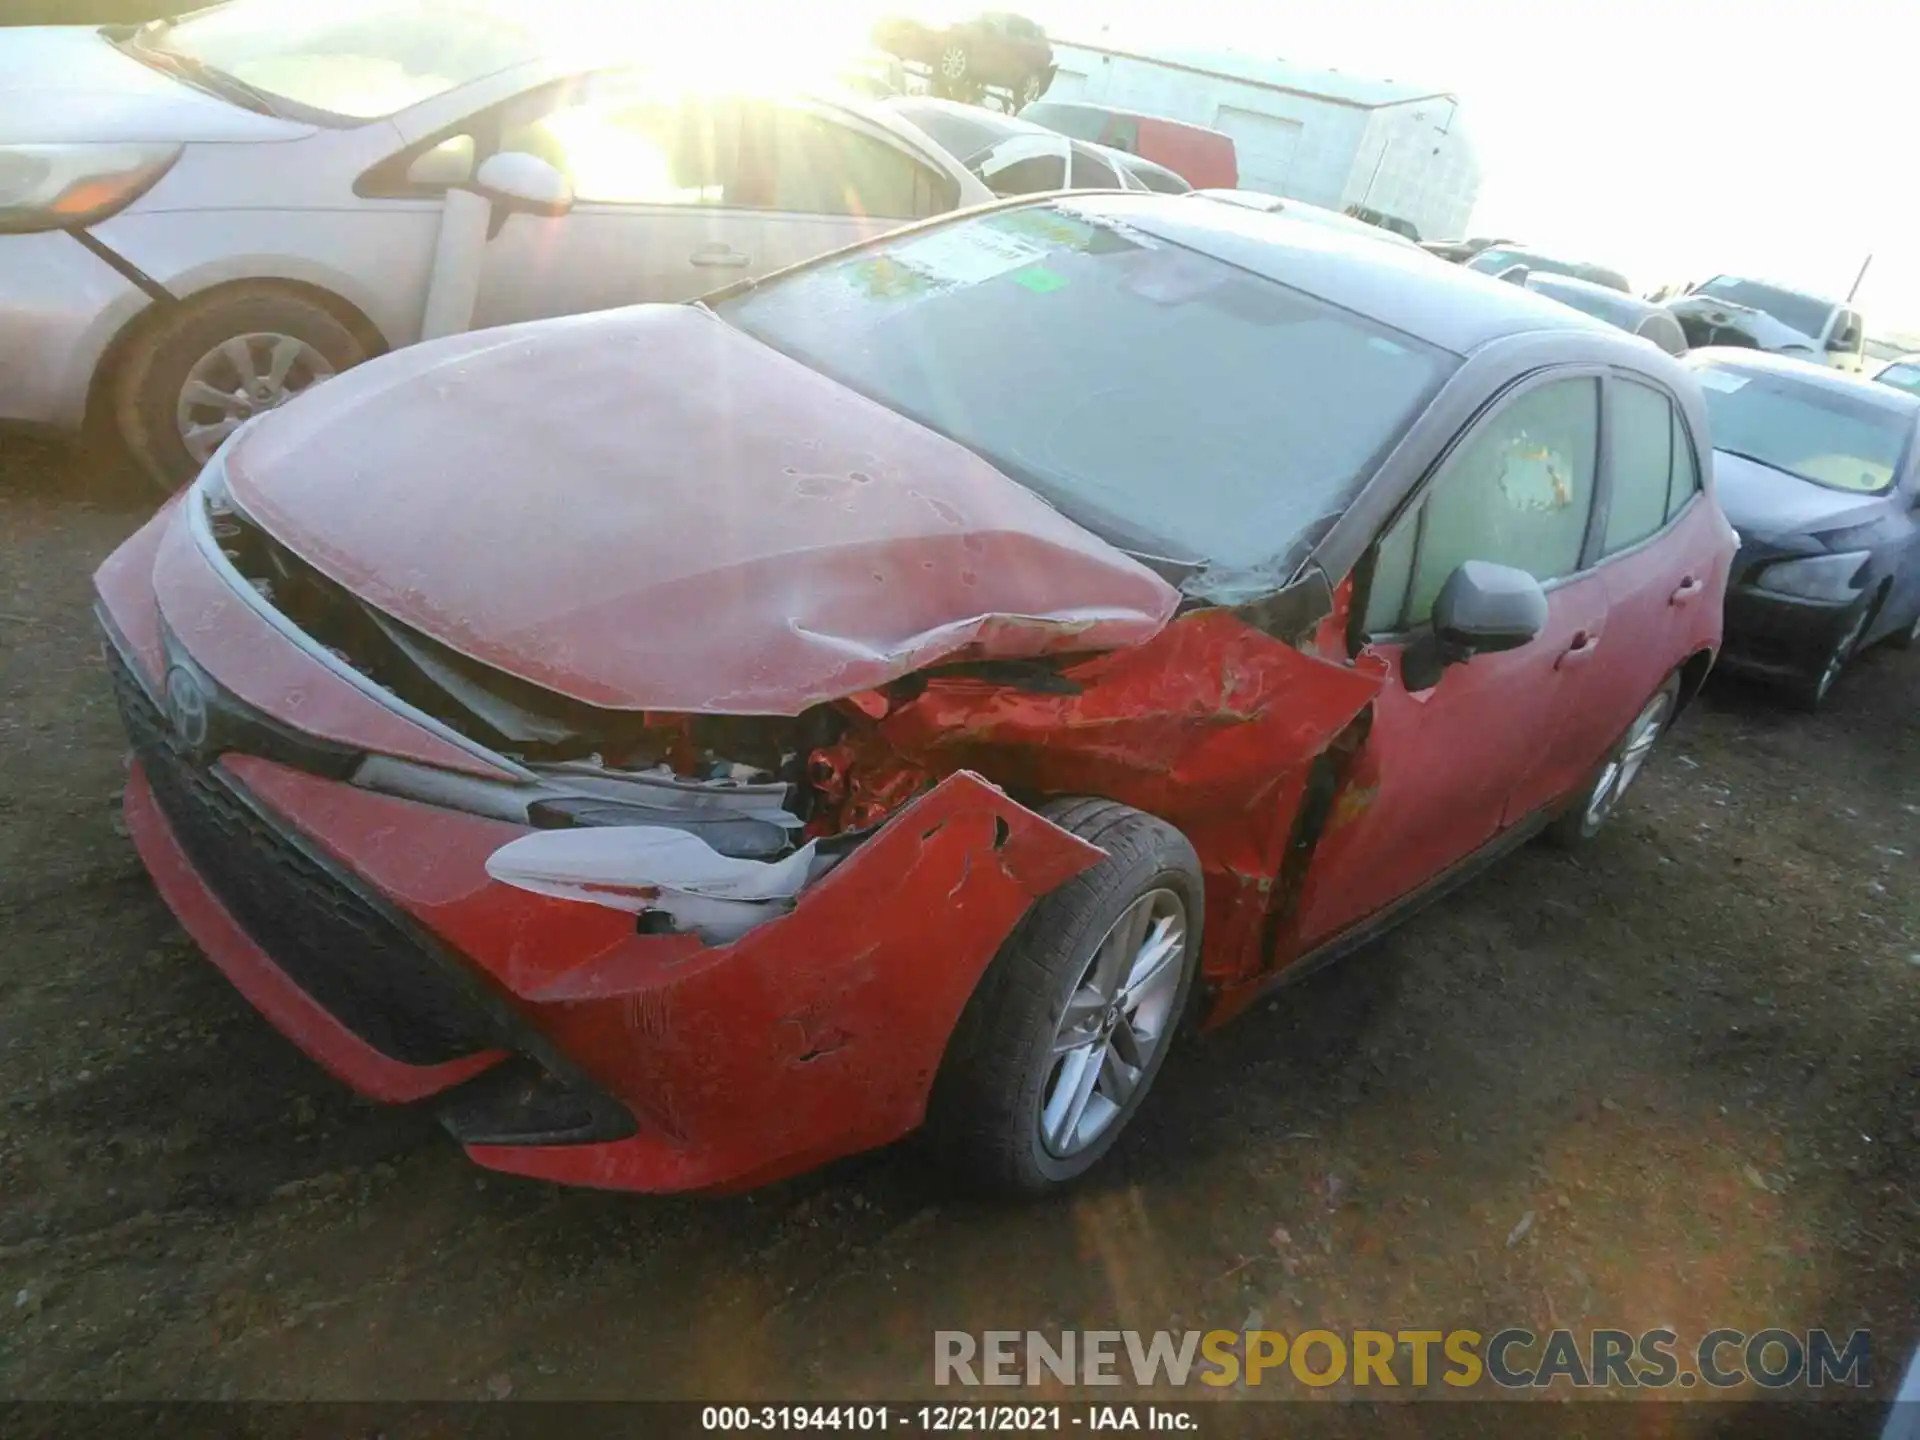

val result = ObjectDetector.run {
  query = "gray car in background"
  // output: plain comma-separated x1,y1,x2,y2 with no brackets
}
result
1666,276,1868,373
0,0,992,488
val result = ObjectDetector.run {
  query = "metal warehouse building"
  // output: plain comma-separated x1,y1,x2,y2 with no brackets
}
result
1043,41,1483,241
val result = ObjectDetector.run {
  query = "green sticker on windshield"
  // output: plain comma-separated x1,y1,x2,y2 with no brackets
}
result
1011,266,1067,294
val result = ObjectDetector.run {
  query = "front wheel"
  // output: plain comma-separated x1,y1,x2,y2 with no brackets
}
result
1548,675,1680,848
925,798,1203,1195
1796,598,1872,709
936,40,970,82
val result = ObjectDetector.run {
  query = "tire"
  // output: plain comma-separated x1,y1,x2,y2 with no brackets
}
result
936,39,970,84
925,798,1204,1196
1882,598,1919,651
1794,596,1872,710
114,285,368,494
1547,673,1682,848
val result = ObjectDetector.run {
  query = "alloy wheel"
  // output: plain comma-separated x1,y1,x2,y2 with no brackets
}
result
1583,690,1673,831
938,44,969,79
1037,888,1187,1159
175,332,336,465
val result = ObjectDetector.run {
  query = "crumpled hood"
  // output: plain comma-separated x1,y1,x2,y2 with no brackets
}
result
1713,450,1891,540
1667,294,1818,354
224,304,1181,715
0,26,314,143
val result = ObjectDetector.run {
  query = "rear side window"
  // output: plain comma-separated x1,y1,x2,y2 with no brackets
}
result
1604,380,1675,554
1667,408,1701,521
1366,377,1601,631
761,109,958,218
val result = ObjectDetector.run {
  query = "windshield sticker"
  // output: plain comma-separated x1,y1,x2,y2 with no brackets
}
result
1010,266,1068,294
889,226,1052,286
1497,436,1574,512
1122,253,1230,305
1696,370,1750,393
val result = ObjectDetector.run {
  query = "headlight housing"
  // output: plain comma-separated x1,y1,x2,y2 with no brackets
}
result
0,143,180,234
1752,550,1870,602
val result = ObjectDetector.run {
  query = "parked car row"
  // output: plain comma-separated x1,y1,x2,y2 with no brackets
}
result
1690,349,1920,703
1435,240,1877,376
9,1,1914,1203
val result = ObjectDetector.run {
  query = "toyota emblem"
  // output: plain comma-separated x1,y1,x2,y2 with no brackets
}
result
164,666,211,752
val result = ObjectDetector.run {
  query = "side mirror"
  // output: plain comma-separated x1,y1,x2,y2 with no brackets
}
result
1402,561,1548,690
469,151,572,235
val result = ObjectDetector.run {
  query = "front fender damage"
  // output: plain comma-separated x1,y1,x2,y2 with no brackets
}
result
473,771,1106,1191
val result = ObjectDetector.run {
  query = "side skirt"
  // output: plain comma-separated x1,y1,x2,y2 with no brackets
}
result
1238,809,1554,1007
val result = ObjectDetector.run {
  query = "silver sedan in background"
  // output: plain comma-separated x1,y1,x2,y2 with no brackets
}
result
0,0,992,489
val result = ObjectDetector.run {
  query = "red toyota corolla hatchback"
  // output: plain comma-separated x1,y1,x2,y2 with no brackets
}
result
96,194,1735,1196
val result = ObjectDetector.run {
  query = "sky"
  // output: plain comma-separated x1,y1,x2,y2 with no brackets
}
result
826,0,1918,337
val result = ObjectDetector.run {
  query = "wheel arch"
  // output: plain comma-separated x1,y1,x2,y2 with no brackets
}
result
85,274,391,435
1673,646,1717,718
1862,573,1897,638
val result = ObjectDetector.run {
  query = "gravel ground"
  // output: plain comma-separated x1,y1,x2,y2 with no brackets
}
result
1,439,1914,1426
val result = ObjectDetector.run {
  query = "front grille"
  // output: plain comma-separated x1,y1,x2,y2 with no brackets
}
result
106,643,498,1066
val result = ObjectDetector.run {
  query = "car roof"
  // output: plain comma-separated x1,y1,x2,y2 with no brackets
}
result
1526,272,1662,319
1080,193,1611,354
1111,151,1191,188
1687,346,1920,414
885,94,1039,142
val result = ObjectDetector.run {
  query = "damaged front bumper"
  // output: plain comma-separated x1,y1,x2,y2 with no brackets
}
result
110,622,1104,1190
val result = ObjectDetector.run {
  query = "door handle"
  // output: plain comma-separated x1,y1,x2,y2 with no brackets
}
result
690,246,751,268
1669,576,1705,605
1556,631,1600,670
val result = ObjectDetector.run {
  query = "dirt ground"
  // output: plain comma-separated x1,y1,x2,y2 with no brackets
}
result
1,439,1914,1420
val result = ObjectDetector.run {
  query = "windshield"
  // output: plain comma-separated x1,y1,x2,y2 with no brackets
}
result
1691,278,1833,341
1698,364,1911,495
886,99,1012,163
1875,362,1920,396
135,0,545,120
715,203,1456,600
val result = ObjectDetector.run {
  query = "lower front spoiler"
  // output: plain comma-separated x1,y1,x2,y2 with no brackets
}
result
122,763,502,1103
